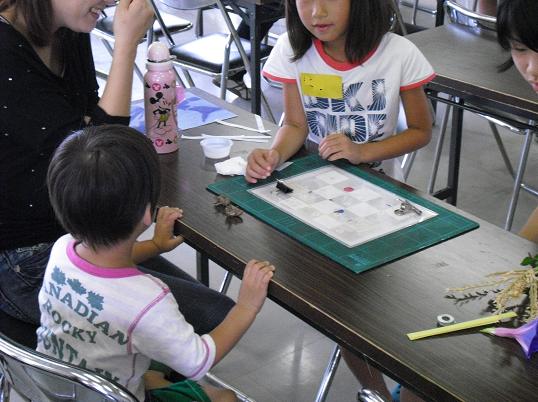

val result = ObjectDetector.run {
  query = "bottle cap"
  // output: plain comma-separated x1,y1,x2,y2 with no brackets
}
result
147,42,171,63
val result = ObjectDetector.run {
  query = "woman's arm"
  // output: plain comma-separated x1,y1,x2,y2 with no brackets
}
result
97,0,153,117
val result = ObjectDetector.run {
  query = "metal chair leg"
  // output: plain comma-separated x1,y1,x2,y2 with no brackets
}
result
488,120,516,178
427,102,451,193
101,39,144,84
401,151,417,181
195,7,204,37
0,371,13,402
314,344,342,402
0,372,7,402
504,126,535,230
219,35,234,100
411,0,419,25
180,68,196,88
358,388,390,402
390,0,408,35
204,372,256,402
219,271,233,294
196,251,210,287
261,92,276,123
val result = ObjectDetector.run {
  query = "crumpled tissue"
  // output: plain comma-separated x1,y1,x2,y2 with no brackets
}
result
215,156,247,176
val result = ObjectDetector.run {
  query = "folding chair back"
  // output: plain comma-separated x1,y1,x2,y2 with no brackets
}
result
0,332,138,402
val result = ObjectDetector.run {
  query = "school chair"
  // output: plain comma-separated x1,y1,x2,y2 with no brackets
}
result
357,388,390,402
428,0,537,230
157,0,277,122
0,328,257,402
395,0,446,31
91,3,193,83
0,331,139,402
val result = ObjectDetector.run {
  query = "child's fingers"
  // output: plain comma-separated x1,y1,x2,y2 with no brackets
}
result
319,144,338,160
245,261,274,284
248,153,271,176
156,207,183,222
327,150,346,162
259,265,275,283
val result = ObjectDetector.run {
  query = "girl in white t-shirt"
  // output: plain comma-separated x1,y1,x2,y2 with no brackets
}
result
245,0,435,183
246,1,433,400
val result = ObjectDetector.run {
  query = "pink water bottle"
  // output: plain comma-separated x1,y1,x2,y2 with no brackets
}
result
144,42,179,153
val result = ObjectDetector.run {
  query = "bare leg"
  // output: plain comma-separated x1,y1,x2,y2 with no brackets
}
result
202,384,237,402
341,348,392,401
144,370,172,389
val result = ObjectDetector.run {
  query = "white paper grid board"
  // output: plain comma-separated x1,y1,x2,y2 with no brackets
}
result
248,166,437,248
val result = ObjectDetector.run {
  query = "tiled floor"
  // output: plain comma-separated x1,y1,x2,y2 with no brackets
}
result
10,3,537,402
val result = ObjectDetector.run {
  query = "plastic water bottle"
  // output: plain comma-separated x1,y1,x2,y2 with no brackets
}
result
144,42,179,153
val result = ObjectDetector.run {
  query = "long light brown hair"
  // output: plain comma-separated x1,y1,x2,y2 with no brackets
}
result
0,0,55,46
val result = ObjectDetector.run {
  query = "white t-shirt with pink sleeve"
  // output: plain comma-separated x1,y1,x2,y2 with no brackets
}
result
36,234,216,401
262,32,435,180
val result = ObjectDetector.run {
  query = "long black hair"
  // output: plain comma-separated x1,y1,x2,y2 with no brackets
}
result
497,0,538,71
285,0,393,63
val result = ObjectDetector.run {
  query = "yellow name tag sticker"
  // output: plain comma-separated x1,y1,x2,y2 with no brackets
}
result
300,73,343,99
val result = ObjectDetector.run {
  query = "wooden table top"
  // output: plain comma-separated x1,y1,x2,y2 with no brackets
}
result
407,24,538,122
160,89,538,401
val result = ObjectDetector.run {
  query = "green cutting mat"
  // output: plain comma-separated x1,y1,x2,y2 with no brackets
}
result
208,155,479,273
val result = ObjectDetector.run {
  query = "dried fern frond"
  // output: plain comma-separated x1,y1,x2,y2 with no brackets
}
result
446,277,512,293
445,255,538,321
526,270,538,321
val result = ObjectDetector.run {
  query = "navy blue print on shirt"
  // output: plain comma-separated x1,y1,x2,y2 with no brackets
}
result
303,79,387,143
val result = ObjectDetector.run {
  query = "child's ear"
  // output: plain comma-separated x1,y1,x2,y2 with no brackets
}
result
143,204,153,227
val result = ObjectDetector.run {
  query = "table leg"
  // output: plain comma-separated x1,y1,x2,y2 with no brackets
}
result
436,0,446,26
446,98,464,205
246,4,261,115
504,127,535,231
196,251,210,287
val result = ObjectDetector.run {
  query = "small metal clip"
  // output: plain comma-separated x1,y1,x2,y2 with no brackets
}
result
276,180,293,194
394,199,422,216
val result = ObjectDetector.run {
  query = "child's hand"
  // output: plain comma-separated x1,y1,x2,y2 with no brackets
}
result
152,207,184,253
319,133,362,164
237,260,275,314
245,149,280,183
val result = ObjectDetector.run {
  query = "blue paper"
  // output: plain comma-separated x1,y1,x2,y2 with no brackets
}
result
130,91,237,133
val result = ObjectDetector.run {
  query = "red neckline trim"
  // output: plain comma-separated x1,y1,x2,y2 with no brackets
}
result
313,39,377,71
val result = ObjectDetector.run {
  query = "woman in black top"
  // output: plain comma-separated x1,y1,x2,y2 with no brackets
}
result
0,0,234,340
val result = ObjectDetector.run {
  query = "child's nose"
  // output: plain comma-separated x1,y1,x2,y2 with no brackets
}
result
311,0,327,17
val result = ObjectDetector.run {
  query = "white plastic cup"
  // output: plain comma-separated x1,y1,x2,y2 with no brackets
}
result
200,138,233,159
